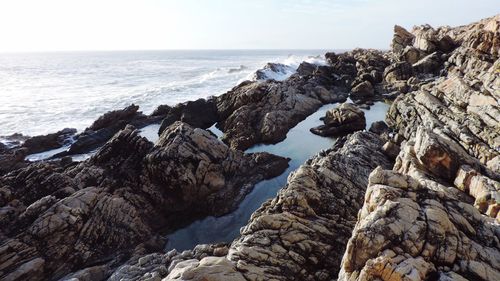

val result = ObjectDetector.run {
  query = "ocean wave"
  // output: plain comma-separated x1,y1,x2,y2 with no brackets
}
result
250,54,326,81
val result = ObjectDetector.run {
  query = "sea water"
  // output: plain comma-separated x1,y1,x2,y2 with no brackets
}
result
0,50,330,137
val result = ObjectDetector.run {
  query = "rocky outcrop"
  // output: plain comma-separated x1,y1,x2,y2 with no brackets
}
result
158,98,219,136
0,122,288,280
339,14,500,281
214,48,392,150
338,166,500,281
310,103,366,136
112,132,391,280
215,77,348,150
55,104,164,157
22,128,76,155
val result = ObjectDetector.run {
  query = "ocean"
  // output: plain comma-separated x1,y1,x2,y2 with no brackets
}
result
0,50,329,137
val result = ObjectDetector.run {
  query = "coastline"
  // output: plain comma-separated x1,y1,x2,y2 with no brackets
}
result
0,14,499,281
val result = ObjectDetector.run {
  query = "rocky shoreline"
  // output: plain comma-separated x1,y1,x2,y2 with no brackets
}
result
0,14,499,281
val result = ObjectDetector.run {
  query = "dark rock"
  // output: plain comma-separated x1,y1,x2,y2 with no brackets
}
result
310,103,366,136
384,61,413,82
55,104,160,157
253,63,292,80
89,104,141,131
296,61,318,76
150,104,172,117
0,148,28,175
158,98,219,135
0,122,289,280
368,120,390,136
22,128,76,154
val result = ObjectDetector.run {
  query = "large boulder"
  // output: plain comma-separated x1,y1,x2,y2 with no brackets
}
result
350,80,374,99
310,103,366,136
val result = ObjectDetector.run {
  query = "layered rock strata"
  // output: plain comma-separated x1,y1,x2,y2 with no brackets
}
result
0,122,288,281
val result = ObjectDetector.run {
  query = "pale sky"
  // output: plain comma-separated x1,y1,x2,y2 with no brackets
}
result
0,0,497,52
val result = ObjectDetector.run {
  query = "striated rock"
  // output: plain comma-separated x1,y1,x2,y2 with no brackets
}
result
0,123,288,280
158,98,219,135
22,128,76,154
310,103,366,137
339,167,500,281
392,25,415,54
153,132,393,281
350,80,374,99
384,61,413,83
215,76,347,150
412,51,442,74
57,104,162,156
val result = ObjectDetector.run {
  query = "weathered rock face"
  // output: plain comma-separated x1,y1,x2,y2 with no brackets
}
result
22,128,76,154
215,48,391,150
387,15,500,167
339,15,500,281
126,132,392,281
55,104,164,157
215,78,347,150
338,166,500,281
310,103,366,137
0,122,288,280
157,98,219,135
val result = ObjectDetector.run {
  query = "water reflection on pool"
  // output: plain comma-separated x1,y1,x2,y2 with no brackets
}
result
165,101,390,251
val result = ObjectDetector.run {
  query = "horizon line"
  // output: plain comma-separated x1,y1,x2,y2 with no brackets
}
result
0,48,390,55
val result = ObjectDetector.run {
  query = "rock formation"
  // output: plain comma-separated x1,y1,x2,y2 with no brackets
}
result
0,122,288,280
0,14,499,281
310,103,366,137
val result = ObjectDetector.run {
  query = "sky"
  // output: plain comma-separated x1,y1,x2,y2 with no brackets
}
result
0,0,497,52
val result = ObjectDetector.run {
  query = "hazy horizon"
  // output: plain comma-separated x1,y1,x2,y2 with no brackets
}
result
0,0,498,53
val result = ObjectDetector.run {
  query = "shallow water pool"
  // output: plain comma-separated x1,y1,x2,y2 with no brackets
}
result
165,101,390,251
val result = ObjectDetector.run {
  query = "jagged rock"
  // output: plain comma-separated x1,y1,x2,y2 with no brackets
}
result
0,148,28,175
384,61,413,83
296,61,318,76
310,103,366,137
56,104,161,156
157,132,392,281
454,165,500,219
252,63,294,80
392,25,415,54
215,75,347,150
107,243,230,281
350,80,374,99
401,46,421,64
0,123,288,280
338,167,500,281
412,51,442,74
22,128,76,154
158,98,219,135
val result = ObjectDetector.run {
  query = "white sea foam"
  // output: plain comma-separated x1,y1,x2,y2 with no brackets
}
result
250,54,327,81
